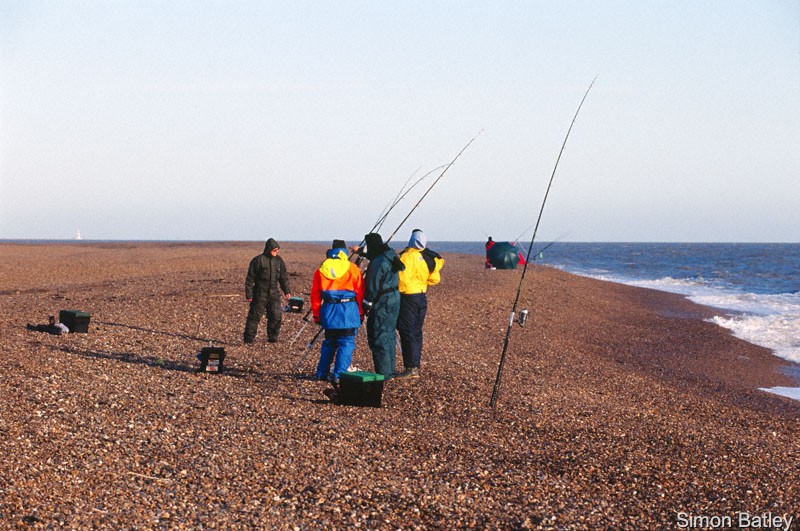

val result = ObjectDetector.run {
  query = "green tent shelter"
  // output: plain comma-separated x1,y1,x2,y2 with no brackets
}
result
486,241,521,269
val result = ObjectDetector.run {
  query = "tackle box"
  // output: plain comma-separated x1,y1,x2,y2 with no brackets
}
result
198,346,226,373
58,310,91,333
285,296,304,313
337,371,385,407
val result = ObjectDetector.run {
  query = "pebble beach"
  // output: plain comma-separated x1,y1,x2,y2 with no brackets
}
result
2,241,798,529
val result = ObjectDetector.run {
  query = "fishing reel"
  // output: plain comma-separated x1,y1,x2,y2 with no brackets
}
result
516,309,529,327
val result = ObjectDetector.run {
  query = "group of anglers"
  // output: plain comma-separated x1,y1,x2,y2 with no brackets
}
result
243,230,444,384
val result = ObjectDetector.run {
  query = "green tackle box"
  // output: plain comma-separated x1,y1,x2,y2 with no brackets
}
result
337,371,385,408
285,296,304,313
59,310,91,333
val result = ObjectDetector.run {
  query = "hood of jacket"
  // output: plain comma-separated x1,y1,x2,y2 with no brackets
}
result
386,249,406,272
327,247,348,260
264,238,280,254
408,229,426,250
319,250,352,280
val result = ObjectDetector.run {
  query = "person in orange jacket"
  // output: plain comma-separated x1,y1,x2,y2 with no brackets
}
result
311,240,365,383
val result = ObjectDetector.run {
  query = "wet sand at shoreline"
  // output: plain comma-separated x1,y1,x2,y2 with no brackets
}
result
2,241,798,529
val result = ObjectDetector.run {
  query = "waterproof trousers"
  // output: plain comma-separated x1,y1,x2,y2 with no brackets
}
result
244,292,283,342
367,291,400,378
397,292,427,369
315,329,357,382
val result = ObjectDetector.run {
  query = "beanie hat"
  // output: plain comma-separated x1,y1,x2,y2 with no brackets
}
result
364,233,386,259
331,239,347,250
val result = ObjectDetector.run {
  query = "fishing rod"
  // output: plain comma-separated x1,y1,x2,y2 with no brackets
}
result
292,167,433,345
341,132,480,278
288,310,313,347
490,78,597,409
291,161,451,375
385,130,483,244
291,327,325,375
512,222,537,245
535,239,558,259
371,164,448,236
290,168,427,350
296,133,481,378
346,163,447,270
518,239,559,263
511,224,544,260
515,232,569,263
368,167,422,237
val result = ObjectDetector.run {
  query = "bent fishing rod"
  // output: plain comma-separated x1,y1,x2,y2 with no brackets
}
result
291,166,429,348
376,167,422,226
292,133,481,375
349,132,480,264
489,78,597,409
370,164,448,237
384,130,482,244
353,163,449,260
291,165,442,349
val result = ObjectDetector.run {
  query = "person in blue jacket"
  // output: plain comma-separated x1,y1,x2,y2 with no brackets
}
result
311,240,365,384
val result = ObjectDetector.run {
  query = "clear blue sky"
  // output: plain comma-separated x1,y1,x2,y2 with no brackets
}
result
2,1,798,242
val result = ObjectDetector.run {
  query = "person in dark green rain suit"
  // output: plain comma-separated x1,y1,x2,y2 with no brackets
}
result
244,238,292,344
360,233,405,378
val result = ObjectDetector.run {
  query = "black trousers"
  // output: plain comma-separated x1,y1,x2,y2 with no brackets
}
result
396,293,427,369
244,292,283,342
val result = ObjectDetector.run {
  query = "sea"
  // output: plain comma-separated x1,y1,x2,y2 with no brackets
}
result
429,242,800,401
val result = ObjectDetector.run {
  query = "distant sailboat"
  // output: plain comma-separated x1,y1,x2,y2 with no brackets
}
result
75,229,82,240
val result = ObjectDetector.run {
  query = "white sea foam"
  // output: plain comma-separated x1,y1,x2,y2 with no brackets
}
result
634,279,800,401
544,249,800,400
569,271,800,367
691,292,800,367
708,313,800,363
759,387,800,401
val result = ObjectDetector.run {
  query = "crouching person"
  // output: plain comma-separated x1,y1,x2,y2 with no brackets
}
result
311,240,365,384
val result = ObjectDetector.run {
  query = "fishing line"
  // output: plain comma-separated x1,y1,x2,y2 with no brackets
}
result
372,164,448,236
514,232,569,268
512,222,537,245
347,163,447,268
490,78,597,408
369,167,422,236
385,130,483,244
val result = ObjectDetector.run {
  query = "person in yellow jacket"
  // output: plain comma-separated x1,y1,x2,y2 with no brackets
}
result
395,229,444,379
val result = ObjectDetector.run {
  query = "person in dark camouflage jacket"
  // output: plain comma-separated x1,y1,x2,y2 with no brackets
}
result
244,238,292,344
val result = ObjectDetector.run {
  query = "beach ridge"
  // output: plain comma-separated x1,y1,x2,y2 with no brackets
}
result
2,241,798,528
